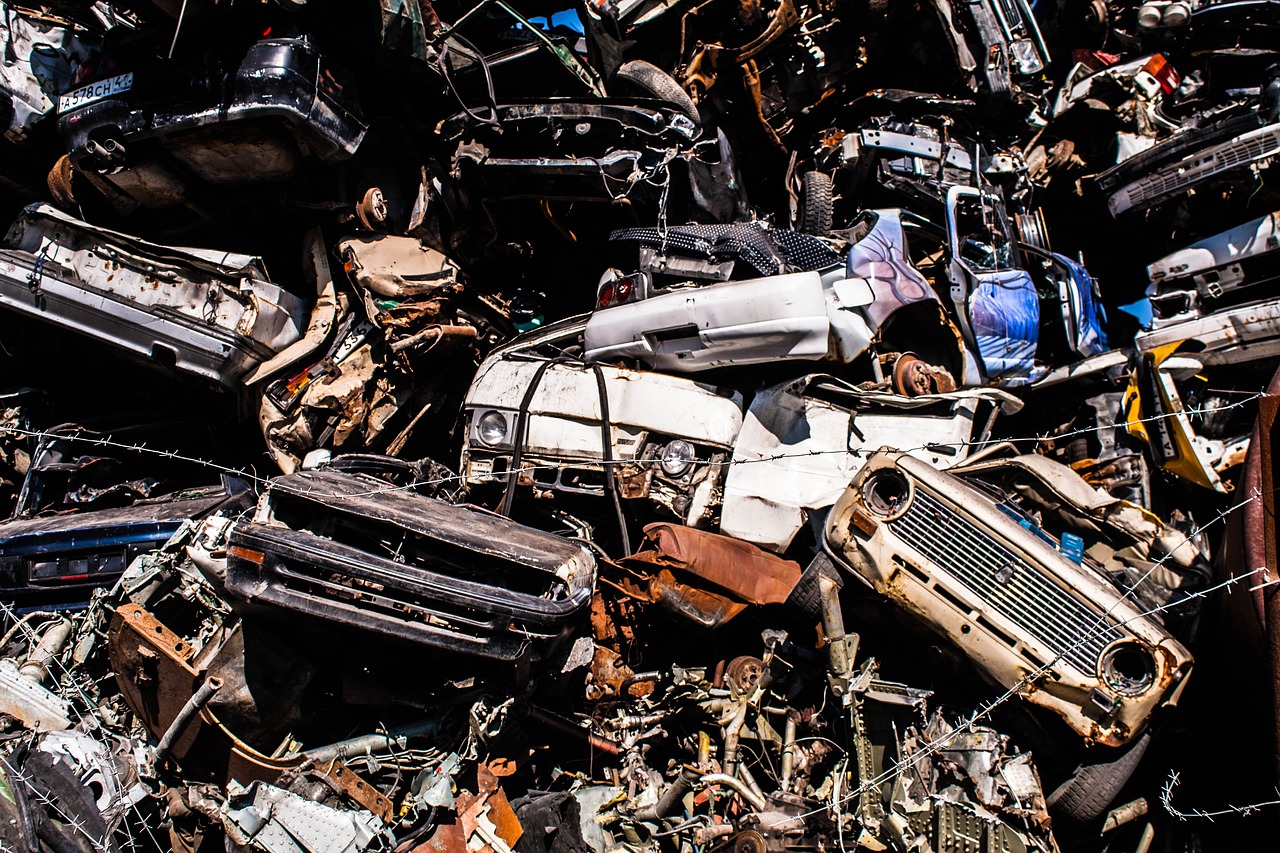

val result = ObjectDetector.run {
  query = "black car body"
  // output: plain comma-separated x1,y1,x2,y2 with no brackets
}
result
0,423,253,611
0,483,245,612
224,469,596,661
58,31,367,212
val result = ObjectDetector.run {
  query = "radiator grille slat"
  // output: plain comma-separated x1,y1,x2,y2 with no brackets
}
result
1119,123,1280,210
888,490,1120,675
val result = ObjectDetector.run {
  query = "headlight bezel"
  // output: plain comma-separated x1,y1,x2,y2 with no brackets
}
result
1099,640,1159,698
657,438,697,478
475,409,513,448
859,467,913,520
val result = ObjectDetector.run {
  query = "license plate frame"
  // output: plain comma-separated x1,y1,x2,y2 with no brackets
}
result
57,72,134,114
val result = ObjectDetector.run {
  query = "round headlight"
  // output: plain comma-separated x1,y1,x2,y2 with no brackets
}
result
1137,3,1162,27
477,410,509,446
1162,2,1190,25
659,439,696,477
860,468,911,518
1100,641,1157,697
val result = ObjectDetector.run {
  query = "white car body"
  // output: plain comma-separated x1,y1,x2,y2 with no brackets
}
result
462,346,744,527
720,376,1019,551
583,268,875,371
825,451,1193,746
0,204,309,387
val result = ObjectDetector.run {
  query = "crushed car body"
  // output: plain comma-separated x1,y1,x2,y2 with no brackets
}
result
823,450,1196,746
223,468,596,662
0,0,1274,849
0,204,309,387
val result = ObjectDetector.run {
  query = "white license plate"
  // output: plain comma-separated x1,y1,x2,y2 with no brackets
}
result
57,73,133,114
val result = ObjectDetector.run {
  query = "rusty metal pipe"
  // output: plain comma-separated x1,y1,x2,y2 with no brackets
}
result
609,711,667,731
736,764,769,806
1102,798,1149,834
155,677,223,764
527,706,621,755
779,715,797,792
699,773,768,812
1134,823,1155,853
18,618,72,685
721,701,749,777
692,824,735,846
819,574,857,693
635,765,702,822
390,324,477,354
618,671,662,696
306,719,441,764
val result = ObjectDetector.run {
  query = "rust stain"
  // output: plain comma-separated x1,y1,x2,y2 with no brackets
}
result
313,759,395,823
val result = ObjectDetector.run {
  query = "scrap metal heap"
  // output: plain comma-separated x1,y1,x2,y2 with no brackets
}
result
0,0,1278,850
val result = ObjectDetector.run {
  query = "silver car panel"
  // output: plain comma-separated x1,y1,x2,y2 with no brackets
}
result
0,204,308,387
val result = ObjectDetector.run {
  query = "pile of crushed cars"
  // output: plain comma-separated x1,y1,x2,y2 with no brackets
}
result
1,0,1279,850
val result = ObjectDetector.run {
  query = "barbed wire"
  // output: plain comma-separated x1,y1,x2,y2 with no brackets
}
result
1162,771,1280,821
0,388,1265,504
776,483,1269,829
0,386,1271,846
1,737,113,853
0,600,166,853
785,559,1271,830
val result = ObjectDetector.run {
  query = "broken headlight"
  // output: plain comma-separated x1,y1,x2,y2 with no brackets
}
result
1010,39,1044,75
860,467,912,518
1100,640,1158,697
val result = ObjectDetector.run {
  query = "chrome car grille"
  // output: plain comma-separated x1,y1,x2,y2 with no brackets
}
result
888,490,1121,675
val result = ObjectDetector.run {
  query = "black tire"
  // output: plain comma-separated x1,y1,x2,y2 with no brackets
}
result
1047,731,1152,823
613,60,701,125
1064,436,1091,465
785,552,841,623
796,171,834,235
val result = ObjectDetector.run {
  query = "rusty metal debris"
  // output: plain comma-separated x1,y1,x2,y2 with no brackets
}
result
1,0,1279,849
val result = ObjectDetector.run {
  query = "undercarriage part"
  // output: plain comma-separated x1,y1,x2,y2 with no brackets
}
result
0,2,1265,851
155,677,224,766
356,187,389,230
891,353,957,397
634,764,701,820
17,618,71,685
614,60,702,124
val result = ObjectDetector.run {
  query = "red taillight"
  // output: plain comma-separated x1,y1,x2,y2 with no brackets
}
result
596,271,645,310
596,282,615,309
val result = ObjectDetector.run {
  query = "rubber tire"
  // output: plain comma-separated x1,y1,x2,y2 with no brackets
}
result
1064,436,1091,465
613,60,701,125
1047,731,1152,823
796,171,834,235
785,552,841,623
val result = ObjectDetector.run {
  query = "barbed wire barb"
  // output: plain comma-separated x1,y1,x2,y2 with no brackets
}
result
1162,771,1280,821
0,387,1267,503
